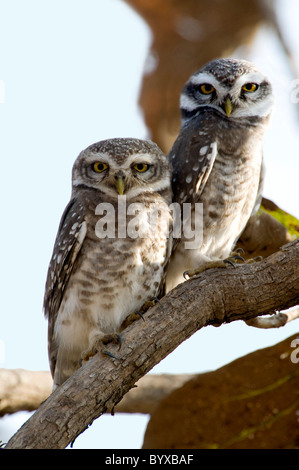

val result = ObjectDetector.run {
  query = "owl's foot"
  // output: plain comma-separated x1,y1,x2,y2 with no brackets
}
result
246,255,263,263
183,259,234,280
229,247,245,262
183,250,263,280
121,311,144,329
120,299,159,330
79,333,121,365
229,248,263,264
138,298,159,316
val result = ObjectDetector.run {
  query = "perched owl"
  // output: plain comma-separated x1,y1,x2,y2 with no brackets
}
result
44,138,172,389
166,58,274,291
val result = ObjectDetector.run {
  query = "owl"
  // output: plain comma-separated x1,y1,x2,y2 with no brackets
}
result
166,58,274,291
44,138,173,389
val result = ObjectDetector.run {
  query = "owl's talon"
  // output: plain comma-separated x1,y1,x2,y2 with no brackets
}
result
80,333,121,365
78,356,84,367
120,311,143,330
184,256,245,280
102,333,122,351
246,255,263,264
225,254,245,264
183,259,232,279
102,349,118,360
120,298,158,330
136,311,146,322
222,258,236,267
140,298,159,312
116,334,123,350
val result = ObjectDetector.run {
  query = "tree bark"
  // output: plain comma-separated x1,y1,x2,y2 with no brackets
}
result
1,302,298,415
0,370,52,417
0,369,194,416
4,238,299,449
0,207,295,418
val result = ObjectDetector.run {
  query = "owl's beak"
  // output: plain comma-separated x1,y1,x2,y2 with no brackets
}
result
224,97,233,117
115,175,126,195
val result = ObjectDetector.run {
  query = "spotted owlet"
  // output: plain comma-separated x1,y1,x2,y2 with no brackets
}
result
44,138,173,389
166,58,274,291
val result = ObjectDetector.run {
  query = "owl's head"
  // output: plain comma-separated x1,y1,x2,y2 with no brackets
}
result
180,58,274,124
71,138,172,201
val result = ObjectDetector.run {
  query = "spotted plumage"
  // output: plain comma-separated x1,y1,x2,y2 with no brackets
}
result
44,138,172,388
166,58,273,291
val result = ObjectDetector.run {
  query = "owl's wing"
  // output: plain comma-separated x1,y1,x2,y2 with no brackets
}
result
252,156,265,215
43,198,87,376
158,218,174,298
168,113,218,205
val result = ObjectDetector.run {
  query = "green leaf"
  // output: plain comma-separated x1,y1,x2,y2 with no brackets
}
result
260,203,299,238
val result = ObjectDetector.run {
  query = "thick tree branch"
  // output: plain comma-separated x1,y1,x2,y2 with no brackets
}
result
0,370,52,417
0,369,194,416
1,209,294,418
2,304,298,414
114,373,195,414
5,239,299,449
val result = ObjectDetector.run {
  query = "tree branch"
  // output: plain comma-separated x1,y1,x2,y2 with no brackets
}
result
0,370,52,417
0,369,194,416
1,209,294,418
114,373,195,414
5,239,299,449
245,307,299,328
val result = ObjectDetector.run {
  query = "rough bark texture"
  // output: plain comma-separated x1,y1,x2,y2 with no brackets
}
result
143,334,299,449
0,369,194,417
2,0,298,451
4,238,299,449
0,208,294,418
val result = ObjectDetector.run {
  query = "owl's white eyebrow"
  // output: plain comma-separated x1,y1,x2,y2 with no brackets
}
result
189,72,227,91
234,72,267,87
124,153,155,167
85,153,154,168
80,153,109,165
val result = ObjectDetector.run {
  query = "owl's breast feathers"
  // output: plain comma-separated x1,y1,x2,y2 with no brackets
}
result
45,190,172,379
169,107,266,259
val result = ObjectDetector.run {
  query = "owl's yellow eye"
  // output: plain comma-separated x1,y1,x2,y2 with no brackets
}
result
200,84,215,95
92,162,108,173
242,83,258,93
133,163,150,172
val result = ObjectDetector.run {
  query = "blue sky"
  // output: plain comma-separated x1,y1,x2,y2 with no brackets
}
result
0,0,298,449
